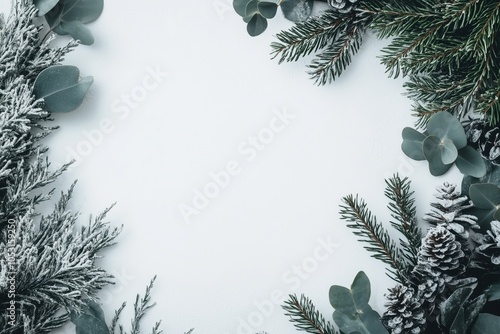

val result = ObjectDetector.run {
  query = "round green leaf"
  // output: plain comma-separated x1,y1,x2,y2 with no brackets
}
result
60,20,94,45
34,0,59,16
34,65,93,113
245,0,259,16
427,111,467,149
471,313,500,333
333,310,370,334
456,146,487,178
233,0,251,16
441,138,458,165
401,127,426,160
469,183,500,209
280,0,313,22
258,2,278,19
246,13,268,36
45,0,104,30
73,314,109,334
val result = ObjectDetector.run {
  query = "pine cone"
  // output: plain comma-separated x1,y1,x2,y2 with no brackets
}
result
327,0,358,13
467,118,500,165
423,182,479,240
382,285,426,334
472,220,500,270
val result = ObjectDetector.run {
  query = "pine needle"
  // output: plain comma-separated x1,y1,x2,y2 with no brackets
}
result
282,294,338,334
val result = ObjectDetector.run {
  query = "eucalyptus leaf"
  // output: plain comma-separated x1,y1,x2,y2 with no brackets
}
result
351,271,370,310
329,285,356,316
233,0,251,16
247,13,268,36
333,310,369,334
401,127,426,160
45,0,104,30
439,287,473,328
73,314,109,334
464,295,487,328
258,2,278,19
471,313,500,334
469,183,500,209
461,162,500,197
360,309,389,334
486,282,500,301
423,136,453,175
280,0,313,22
33,0,59,16
456,146,486,178
441,138,458,164
427,111,467,149
34,65,93,113
60,20,94,45
466,207,496,229
245,0,259,16
449,307,465,334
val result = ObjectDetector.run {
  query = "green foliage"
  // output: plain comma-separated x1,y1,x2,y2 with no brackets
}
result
384,175,421,273
38,0,104,45
402,111,486,177
468,183,500,227
329,271,388,334
71,300,110,334
471,313,500,334
33,65,93,113
271,8,369,84
437,286,487,333
282,294,338,334
233,0,278,36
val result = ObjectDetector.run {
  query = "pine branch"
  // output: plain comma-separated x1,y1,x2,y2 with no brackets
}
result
339,194,405,283
282,294,338,334
384,175,421,273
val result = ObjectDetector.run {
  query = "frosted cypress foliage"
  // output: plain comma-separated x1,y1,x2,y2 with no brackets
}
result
382,285,426,334
423,182,479,240
0,1,121,333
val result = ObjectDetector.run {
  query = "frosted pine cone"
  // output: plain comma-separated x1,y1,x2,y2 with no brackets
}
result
418,226,465,277
327,0,358,13
472,220,500,270
423,182,478,240
382,285,426,334
467,118,500,165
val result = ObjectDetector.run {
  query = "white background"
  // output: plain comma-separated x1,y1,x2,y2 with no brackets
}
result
2,1,462,333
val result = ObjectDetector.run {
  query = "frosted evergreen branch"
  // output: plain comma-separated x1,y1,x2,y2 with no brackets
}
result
384,175,421,273
130,276,159,334
110,302,127,334
339,194,406,283
282,294,338,334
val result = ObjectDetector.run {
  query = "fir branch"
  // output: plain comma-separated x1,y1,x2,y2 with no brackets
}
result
339,194,405,283
384,175,421,273
271,9,370,84
282,294,338,334
307,23,364,85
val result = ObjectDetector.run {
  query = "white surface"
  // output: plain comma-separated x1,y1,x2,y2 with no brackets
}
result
3,2,463,333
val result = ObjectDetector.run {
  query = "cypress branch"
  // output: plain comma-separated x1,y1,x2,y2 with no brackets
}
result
339,194,406,283
282,294,338,334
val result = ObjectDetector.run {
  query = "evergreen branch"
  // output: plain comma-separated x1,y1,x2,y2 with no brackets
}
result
282,294,338,334
384,175,421,273
339,194,405,283
478,84,500,124
307,23,364,85
110,302,127,334
271,9,354,64
130,276,159,334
